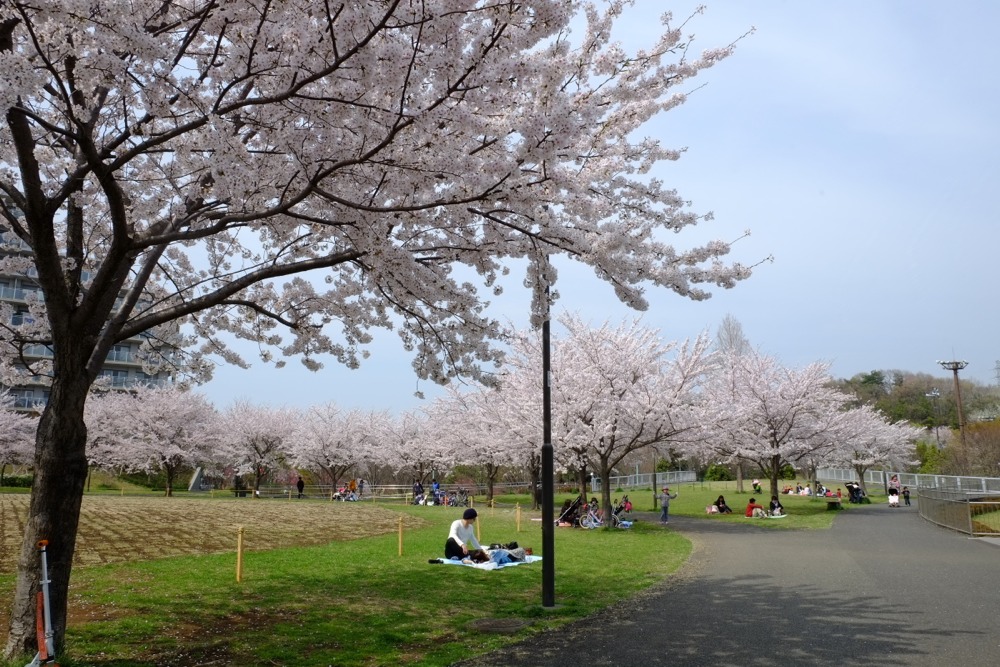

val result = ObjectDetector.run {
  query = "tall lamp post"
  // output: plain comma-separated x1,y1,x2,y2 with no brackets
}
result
925,388,941,446
937,360,968,448
541,265,554,608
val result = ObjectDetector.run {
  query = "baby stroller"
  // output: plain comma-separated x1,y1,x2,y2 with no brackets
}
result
557,495,583,526
887,487,900,507
611,495,633,528
845,482,869,504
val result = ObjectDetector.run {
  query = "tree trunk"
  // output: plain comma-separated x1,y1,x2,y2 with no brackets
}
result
600,466,612,529
854,465,869,494
769,454,782,500
529,451,541,511
485,463,498,502
4,379,90,660
736,460,744,494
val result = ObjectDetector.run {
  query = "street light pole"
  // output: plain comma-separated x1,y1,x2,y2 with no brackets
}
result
937,360,968,448
541,270,554,608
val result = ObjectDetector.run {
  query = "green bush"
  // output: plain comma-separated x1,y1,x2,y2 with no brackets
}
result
2,474,33,488
121,470,166,489
703,464,733,481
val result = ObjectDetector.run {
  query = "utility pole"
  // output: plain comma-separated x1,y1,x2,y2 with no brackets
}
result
937,360,968,449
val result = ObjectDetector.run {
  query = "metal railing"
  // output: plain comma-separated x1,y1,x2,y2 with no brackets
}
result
917,487,1000,536
818,468,1000,536
817,468,1000,494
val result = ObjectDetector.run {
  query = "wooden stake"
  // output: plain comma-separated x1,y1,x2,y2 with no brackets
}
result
516,503,521,533
236,526,245,582
397,516,404,556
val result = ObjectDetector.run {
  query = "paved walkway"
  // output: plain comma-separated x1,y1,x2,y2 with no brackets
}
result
454,502,1000,667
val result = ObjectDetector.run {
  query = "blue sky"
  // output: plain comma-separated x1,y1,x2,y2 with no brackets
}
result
201,1,1000,411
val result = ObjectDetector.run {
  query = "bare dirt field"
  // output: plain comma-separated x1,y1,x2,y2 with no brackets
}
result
0,493,417,575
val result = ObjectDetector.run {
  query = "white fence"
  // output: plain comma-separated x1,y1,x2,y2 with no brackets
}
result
590,470,697,493
817,468,1000,493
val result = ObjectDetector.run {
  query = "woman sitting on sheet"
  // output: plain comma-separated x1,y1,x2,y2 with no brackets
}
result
445,508,488,561
714,495,733,514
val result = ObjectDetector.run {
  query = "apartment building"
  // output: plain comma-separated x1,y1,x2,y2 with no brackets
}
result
0,229,173,411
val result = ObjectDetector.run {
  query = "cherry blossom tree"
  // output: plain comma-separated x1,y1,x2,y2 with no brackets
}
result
0,392,35,485
555,314,713,516
381,411,443,492
493,314,712,514
0,1,754,655
470,372,546,508
219,401,298,493
713,314,753,491
85,387,220,496
288,404,386,497
828,404,921,493
424,386,528,502
83,390,148,489
496,324,592,499
700,351,859,498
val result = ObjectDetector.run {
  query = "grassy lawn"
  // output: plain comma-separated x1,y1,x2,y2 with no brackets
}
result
0,483,844,666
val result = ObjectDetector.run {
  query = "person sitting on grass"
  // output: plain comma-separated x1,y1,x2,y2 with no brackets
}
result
714,495,733,514
769,495,784,516
587,497,604,521
445,508,488,562
745,497,767,518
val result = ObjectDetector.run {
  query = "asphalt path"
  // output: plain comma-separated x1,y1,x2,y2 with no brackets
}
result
453,501,1000,667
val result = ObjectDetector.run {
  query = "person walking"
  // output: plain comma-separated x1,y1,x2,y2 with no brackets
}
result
296,476,305,499
659,486,678,524
902,486,911,506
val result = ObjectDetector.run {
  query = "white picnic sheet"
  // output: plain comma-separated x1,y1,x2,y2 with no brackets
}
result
436,554,542,570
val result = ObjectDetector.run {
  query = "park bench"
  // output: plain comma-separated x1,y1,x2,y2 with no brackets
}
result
817,496,843,510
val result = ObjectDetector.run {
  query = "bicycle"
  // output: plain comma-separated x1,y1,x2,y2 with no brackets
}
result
578,505,604,529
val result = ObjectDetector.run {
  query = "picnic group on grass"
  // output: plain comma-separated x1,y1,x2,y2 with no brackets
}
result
440,508,531,566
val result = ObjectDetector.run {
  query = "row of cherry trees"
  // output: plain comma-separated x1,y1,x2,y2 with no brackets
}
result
433,313,921,511
50,315,920,513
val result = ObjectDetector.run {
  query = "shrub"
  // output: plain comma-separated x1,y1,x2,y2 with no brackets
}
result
2,474,33,488
703,464,733,481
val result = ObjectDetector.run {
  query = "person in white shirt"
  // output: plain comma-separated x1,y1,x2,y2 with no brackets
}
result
445,508,485,560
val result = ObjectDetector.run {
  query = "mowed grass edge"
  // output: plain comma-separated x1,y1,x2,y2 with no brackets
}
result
0,485,843,666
